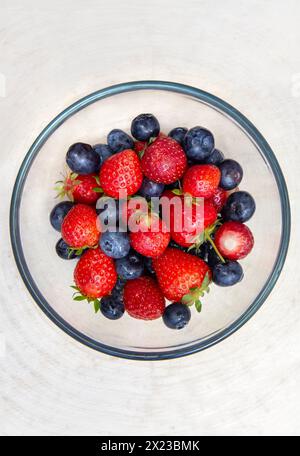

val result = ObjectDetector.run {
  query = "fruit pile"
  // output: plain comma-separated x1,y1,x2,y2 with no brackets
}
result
50,114,255,330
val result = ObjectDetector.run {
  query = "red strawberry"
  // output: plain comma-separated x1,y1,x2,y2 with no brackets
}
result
123,276,165,320
153,248,211,309
129,213,170,258
183,164,221,198
141,136,187,184
208,187,227,213
214,221,254,260
134,140,147,154
169,196,217,247
73,248,117,309
120,196,149,225
99,149,143,198
56,172,101,205
61,204,100,249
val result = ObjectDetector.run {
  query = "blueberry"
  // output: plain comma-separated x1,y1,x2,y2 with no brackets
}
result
169,240,188,252
168,127,188,145
212,261,244,287
131,113,160,141
96,197,120,228
100,296,124,320
93,144,113,166
206,246,222,268
66,142,100,174
55,238,78,259
50,201,74,231
116,250,144,280
144,257,155,275
163,303,191,330
205,148,224,166
190,241,211,261
100,231,130,259
183,127,215,161
219,159,243,190
111,277,127,299
139,177,165,199
222,191,256,222
107,129,134,153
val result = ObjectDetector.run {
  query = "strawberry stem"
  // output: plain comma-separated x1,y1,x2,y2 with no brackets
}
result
205,232,225,263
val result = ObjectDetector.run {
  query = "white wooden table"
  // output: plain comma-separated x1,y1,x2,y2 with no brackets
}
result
0,0,299,436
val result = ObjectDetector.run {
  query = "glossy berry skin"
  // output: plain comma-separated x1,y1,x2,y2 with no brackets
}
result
115,250,144,280
74,248,117,299
93,144,113,166
99,231,130,259
183,127,215,161
66,143,100,175
50,201,74,231
212,261,244,287
183,164,221,198
141,137,187,184
55,238,78,260
61,204,100,248
169,197,217,247
107,129,134,153
68,174,100,205
130,215,170,258
163,303,191,330
222,191,256,222
205,148,224,166
99,149,143,198
209,187,228,213
219,159,243,190
131,113,160,141
100,296,124,320
139,177,165,199
214,221,254,260
168,127,188,146
153,248,211,302
123,276,165,320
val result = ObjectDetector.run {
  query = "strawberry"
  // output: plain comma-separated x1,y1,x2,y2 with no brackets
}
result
73,247,117,311
120,196,149,225
141,136,187,184
99,149,143,198
183,164,221,198
129,213,170,258
208,187,227,213
169,196,217,247
214,221,254,260
123,276,165,320
134,140,147,154
153,248,211,310
61,204,100,250
56,172,101,205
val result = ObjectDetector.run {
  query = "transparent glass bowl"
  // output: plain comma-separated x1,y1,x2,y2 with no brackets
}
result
10,81,290,360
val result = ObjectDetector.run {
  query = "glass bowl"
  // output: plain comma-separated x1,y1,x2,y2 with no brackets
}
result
10,81,291,360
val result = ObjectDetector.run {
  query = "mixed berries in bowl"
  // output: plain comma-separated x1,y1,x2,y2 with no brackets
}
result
50,113,256,330
11,81,289,359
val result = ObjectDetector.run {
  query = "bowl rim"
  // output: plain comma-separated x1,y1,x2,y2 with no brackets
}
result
10,80,291,360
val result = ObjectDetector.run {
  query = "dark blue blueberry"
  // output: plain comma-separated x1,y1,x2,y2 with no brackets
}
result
144,257,155,276
190,241,211,261
93,144,113,166
169,240,188,252
131,113,160,141
107,129,134,153
96,197,120,228
100,231,130,259
55,238,78,260
205,148,224,166
100,296,124,320
139,177,165,199
168,127,188,145
50,201,74,231
183,127,215,161
222,191,255,222
163,303,191,330
66,142,100,174
219,159,243,190
116,250,144,280
111,277,126,299
212,261,244,287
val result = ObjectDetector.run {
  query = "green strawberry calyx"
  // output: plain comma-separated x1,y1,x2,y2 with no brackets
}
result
54,172,81,200
67,244,98,258
181,272,211,312
188,219,225,263
71,286,101,313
